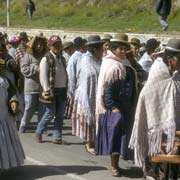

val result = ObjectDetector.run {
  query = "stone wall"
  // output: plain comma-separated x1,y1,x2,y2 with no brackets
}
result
0,27,179,44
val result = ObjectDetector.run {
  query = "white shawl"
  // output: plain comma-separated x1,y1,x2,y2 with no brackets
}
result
129,57,180,167
75,51,101,125
96,50,126,118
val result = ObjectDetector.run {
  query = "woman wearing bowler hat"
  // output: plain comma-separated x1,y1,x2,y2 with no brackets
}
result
74,35,105,155
96,34,137,176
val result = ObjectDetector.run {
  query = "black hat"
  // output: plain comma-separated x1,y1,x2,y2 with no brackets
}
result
74,37,86,47
146,38,160,51
19,32,29,41
165,39,180,53
85,35,105,46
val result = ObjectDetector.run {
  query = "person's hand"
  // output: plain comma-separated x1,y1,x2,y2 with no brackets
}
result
34,65,39,73
10,101,18,114
112,108,120,112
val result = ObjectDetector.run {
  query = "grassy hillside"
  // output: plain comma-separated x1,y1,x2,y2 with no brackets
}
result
0,0,180,33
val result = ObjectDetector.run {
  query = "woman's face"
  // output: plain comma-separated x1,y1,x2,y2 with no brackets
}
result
113,45,127,60
132,45,140,57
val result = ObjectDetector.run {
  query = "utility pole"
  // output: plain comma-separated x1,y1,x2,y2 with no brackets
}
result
7,0,10,27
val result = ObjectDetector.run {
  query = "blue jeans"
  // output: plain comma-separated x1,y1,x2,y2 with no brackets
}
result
20,94,39,127
36,90,66,140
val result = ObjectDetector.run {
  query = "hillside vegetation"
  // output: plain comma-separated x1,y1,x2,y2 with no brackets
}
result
0,0,180,33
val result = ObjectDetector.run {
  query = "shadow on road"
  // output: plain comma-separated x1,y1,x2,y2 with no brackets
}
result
120,166,143,178
0,165,108,180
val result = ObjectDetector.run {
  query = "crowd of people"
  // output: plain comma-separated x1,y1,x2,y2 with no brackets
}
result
0,30,179,180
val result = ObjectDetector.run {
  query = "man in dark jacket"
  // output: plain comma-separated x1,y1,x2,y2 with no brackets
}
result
156,0,171,31
26,0,35,20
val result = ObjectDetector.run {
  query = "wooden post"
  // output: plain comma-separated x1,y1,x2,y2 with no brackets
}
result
7,0,10,27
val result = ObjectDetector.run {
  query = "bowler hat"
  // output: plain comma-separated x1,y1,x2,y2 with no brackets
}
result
85,35,105,46
102,34,113,40
165,39,180,53
110,33,129,46
146,38,160,51
48,35,62,46
130,38,140,47
62,41,74,49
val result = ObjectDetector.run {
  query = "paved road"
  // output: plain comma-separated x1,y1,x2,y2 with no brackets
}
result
0,114,143,180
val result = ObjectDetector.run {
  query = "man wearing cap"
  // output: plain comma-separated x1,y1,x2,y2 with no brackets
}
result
129,38,180,180
74,35,104,154
35,35,68,144
138,38,160,73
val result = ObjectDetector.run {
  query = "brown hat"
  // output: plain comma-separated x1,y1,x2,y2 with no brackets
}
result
62,41,74,49
86,35,105,46
130,38,140,47
114,33,128,41
110,33,129,46
165,39,180,53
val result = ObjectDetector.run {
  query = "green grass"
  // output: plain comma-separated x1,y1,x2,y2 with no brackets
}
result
0,0,180,33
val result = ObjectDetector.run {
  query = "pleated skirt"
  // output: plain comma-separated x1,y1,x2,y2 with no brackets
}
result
0,113,25,170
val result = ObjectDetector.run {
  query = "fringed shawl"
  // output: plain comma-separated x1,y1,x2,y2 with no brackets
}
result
96,50,126,119
95,50,141,135
129,57,180,167
74,51,101,125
